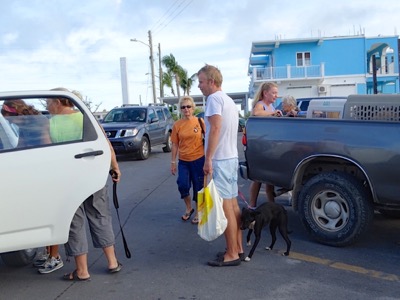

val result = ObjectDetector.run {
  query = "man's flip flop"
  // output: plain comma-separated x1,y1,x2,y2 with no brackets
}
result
63,270,91,282
108,262,122,273
181,209,194,221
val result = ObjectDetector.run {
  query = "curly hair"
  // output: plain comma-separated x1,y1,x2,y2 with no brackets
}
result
3,99,41,115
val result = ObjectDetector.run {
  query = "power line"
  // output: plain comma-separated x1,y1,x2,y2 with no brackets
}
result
150,0,182,33
152,0,194,37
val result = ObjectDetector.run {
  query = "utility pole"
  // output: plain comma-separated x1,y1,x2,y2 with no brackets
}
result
148,30,157,103
158,43,164,98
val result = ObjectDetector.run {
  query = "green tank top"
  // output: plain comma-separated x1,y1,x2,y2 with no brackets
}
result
49,112,83,143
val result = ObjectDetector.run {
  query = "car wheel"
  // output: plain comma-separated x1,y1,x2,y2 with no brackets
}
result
298,172,374,247
162,132,172,153
1,248,37,267
138,136,150,160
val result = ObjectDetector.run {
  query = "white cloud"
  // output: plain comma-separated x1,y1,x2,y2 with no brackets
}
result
0,0,398,110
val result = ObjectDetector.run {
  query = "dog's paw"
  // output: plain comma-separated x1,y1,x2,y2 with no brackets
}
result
282,252,289,256
246,242,252,246
265,247,272,251
244,257,251,262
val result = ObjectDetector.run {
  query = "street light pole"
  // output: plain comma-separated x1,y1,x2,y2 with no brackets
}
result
147,30,157,104
130,30,157,104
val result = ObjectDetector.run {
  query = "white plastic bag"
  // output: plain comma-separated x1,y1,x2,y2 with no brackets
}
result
197,178,227,241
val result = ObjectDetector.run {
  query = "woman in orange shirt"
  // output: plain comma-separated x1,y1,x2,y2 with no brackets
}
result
171,96,205,224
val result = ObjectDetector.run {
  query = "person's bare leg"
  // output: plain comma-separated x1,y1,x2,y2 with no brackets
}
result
49,245,60,259
103,245,119,269
232,198,243,254
70,254,90,279
182,195,193,219
266,184,275,203
249,181,262,207
222,199,240,261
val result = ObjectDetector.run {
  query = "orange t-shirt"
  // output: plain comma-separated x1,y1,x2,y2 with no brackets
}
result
171,117,205,161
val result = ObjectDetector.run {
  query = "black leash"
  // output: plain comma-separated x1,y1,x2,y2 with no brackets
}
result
110,171,131,259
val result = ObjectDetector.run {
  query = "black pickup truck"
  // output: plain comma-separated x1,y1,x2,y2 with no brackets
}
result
240,94,400,246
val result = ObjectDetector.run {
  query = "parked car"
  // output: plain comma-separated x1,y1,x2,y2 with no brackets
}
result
101,104,174,160
0,91,111,266
196,112,246,132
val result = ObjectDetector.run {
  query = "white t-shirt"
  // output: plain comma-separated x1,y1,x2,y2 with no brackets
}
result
204,90,238,160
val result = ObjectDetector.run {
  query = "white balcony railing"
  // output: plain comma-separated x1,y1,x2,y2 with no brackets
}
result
253,64,325,81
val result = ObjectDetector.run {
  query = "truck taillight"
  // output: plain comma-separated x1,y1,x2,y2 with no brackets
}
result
242,132,247,146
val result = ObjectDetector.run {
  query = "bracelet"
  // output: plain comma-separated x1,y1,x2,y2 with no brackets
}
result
171,161,176,164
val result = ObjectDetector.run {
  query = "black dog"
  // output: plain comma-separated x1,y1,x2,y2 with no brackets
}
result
240,202,291,261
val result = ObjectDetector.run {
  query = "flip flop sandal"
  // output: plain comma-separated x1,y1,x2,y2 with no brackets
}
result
108,261,122,273
181,208,194,221
63,270,91,282
191,217,199,224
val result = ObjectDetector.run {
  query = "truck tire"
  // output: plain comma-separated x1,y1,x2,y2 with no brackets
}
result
138,136,150,160
1,248,37,267
298,172,374,247
162,132,172,153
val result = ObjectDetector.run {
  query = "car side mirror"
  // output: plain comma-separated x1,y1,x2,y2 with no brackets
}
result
150,117,159,123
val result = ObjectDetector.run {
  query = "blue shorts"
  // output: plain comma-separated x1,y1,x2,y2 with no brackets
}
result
177,156,205,202
212,158,238,199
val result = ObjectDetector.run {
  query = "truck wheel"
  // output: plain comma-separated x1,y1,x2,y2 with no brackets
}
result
298,172,374,247
1,248,37,267
138,136,150,160
162,132,172,153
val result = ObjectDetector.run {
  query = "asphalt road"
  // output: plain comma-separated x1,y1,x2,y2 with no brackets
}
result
1,136,400,300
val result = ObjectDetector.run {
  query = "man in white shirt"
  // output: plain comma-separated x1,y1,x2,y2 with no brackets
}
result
197,64,243,267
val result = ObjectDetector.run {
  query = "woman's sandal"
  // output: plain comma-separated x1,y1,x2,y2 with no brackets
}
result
181,209,194,221
63,270,91,282
191,217,199,224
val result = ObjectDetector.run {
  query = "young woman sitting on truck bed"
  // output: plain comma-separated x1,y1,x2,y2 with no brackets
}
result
251,82,283,118
249,92,299,207
248,82,282,206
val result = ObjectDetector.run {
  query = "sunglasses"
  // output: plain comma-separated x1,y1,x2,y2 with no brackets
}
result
180,105,192,109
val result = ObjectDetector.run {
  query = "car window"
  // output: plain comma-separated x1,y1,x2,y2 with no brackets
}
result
156,108,165,121
0,96,95,152
148,108,156,121
163,107,172,119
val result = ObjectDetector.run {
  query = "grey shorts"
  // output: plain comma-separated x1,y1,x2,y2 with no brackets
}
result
64,186,115,257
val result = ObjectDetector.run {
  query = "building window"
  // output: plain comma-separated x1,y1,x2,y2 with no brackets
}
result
296,52,311,66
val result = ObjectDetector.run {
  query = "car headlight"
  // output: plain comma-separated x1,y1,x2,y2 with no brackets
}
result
124,128,138,137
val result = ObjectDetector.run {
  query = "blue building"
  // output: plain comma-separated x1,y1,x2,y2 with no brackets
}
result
248,34,399,101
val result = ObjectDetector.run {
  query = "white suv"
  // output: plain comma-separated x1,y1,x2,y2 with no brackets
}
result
0,90,111,266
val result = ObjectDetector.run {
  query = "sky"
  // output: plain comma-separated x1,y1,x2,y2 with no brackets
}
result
0,0,399,111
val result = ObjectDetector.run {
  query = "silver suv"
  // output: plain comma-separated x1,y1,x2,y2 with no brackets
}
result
102,104,174,160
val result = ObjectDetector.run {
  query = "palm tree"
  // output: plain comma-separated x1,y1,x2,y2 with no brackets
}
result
180,73,197,95
162,71,175,96
162,54,184,98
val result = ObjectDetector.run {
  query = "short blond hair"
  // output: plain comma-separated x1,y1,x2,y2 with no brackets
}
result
197,64,223,87
178,96,196,109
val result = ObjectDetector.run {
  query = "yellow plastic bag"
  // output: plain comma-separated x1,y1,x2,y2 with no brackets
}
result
197,178,227,241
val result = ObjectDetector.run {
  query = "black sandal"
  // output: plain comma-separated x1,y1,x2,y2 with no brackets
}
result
181,209,194,221
63,270,91,282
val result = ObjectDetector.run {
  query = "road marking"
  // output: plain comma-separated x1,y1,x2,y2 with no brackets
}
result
289,251,400,282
